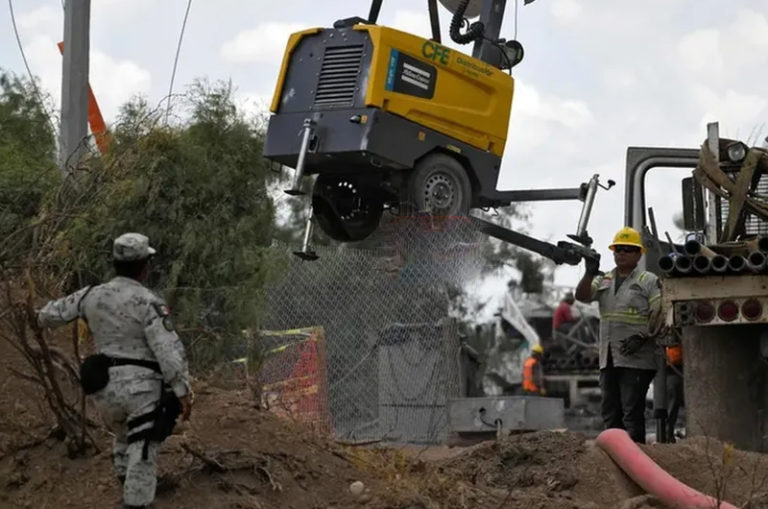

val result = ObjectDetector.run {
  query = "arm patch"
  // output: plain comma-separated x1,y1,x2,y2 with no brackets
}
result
151,302,175,332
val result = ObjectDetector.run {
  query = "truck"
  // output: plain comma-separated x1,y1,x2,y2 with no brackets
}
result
625,122,768,451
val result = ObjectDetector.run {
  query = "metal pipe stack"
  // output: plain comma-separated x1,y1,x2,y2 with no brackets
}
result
659,236,768,277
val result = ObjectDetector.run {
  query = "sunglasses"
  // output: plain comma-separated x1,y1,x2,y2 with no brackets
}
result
614,246,640,254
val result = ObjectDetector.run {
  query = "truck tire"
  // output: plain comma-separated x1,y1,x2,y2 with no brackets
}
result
402,153,472,216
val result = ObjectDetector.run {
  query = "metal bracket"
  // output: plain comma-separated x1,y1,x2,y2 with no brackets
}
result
471,175,613,264
470,215,589,265
428,0,441,42
368,0,383,23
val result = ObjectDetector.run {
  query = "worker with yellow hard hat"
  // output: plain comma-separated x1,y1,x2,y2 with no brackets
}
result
574,226,660,443
608,226,646,253
522,344,546,396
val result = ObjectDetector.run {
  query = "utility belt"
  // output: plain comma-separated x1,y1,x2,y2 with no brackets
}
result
80,353,161,394
80,353,182,459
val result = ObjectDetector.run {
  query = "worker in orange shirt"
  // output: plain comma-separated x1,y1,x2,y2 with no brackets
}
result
665,343,684,442
523,344,546,396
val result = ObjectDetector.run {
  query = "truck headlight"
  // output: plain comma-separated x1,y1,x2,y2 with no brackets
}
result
726,141,748,163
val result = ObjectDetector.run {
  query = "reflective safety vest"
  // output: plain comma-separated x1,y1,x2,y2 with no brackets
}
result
589,268,661,370
523,356,540,392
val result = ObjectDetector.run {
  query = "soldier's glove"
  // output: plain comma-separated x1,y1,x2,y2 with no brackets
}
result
619,334,647,356
584,252,601,276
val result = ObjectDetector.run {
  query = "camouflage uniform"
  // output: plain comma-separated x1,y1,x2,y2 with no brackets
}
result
37,233,189,508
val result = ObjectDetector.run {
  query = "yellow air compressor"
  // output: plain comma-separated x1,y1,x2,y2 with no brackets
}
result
264,0,525,243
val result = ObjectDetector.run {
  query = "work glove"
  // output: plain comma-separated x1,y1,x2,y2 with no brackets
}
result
619,334,647,356
584,252,601,276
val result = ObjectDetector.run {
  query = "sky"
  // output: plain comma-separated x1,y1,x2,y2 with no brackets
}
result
2,0,768,303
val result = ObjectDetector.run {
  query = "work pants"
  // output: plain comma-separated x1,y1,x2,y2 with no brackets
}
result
666,364,684,441
599,348,656,443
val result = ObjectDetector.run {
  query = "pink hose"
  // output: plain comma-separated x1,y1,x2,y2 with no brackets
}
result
595,429,738,509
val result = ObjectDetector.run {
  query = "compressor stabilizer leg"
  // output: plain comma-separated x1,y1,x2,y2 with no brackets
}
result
293,204,319,261
285,119,316,196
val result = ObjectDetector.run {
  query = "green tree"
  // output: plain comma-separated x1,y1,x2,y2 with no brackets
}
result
0,71,58,261
51,80,282,370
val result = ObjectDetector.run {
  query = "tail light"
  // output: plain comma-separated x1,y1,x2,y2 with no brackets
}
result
742,299,763,321
718,300,739,322
695,302,715,323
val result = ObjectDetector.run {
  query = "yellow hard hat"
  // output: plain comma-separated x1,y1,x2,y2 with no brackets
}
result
609,226,645,253
532,344,544,354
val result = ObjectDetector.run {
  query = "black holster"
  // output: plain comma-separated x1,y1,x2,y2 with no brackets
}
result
127,385,182,460
81,353,179,459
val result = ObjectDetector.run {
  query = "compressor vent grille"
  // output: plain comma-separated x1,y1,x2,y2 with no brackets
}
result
314,45,363,107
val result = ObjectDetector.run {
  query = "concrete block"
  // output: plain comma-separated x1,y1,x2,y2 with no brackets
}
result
448,396,565,433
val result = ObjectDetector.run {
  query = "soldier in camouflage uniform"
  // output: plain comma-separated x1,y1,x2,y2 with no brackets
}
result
37,233,192,509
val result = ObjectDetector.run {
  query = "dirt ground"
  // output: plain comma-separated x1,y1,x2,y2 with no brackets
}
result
3,335,768,509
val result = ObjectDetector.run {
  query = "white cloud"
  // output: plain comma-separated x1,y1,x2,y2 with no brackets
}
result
18,29,151,123
10,3,153,122
731,8,768,47
17,5,60,35
90,0,155,23
678,9,768,79
693,86,768,135
600,68,637,90
89,50,152,120
558,100,594,129
550,0,582,22
221,22,304,64
18,34,63,105
678,28,722,74
382,8,472,53
512,80,593,130
390,10,432,40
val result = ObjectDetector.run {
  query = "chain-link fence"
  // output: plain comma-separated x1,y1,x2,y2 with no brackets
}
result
259,216,484,444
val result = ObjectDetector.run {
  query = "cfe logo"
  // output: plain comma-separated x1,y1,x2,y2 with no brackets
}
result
421,40,450,65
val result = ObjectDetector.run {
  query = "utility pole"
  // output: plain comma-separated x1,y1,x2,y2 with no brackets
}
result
59,0,90,176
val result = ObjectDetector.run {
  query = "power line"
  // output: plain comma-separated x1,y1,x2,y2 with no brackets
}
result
166,0,192,123
8,0,58,134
